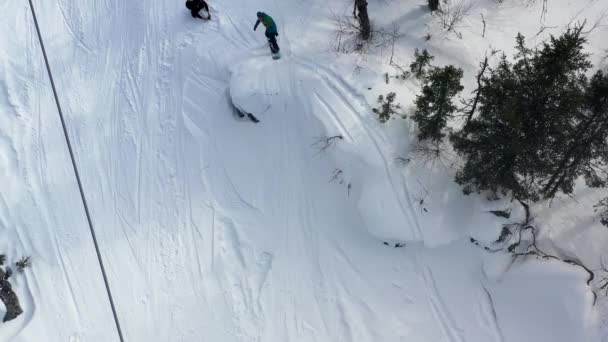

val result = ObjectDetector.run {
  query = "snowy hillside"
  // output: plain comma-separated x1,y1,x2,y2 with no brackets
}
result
1,0,607,341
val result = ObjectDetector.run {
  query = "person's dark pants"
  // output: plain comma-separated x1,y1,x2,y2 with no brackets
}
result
265,31,280,53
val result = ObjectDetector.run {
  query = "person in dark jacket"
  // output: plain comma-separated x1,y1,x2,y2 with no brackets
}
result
186,0,210,20
254,12,279,53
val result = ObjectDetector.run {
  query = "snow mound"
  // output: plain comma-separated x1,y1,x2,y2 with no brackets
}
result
229,57,420,241
229,58,278,116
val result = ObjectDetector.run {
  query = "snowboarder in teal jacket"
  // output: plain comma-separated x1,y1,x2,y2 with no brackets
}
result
254,12,280,53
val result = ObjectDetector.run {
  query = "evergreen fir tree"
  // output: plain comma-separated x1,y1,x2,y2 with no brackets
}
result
413,65,463,142
373,92,401,123
452,25,601,201
410,49,435,79
542,70,608,197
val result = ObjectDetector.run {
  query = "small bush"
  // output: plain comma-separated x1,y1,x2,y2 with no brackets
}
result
438,0,473,38
15,256,31,272
410,49,434,79
373,92,402,123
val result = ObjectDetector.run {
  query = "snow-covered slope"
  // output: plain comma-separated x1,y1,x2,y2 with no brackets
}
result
0,1,119,341
1,0,607,340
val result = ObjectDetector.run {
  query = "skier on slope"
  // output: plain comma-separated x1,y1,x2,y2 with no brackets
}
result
254,12,280,53
185,0,211,20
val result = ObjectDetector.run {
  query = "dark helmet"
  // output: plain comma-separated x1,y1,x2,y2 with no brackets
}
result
186,1,195,10
256,11,265,18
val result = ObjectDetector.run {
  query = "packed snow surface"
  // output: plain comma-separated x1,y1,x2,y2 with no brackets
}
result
1,0,607,341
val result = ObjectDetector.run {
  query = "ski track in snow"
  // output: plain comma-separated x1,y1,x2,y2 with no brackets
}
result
293,57,425,241
421,264,465,342
478,285,504,342
0,1,121,340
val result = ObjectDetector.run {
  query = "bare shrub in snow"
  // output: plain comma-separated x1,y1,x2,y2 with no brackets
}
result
596,260,608,297
329,169,344,183
471,202,598,299
331,13,402,56
412,181,430,213
331,13,361,53
311,135,343,155
386,41,416,81
438,0,474,38
389,65,412,81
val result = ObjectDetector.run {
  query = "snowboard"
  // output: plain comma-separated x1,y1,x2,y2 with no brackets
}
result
236,109,260,123
268,40,281,60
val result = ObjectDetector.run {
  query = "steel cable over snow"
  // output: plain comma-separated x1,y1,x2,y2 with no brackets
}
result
26,1,126,341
